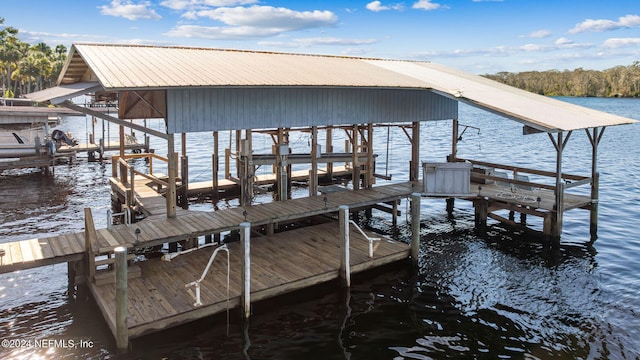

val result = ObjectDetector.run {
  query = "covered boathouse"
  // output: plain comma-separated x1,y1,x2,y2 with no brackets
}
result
23,43,636,351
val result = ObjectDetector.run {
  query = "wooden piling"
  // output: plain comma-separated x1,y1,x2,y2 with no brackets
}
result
474,197,488,229
338,205,351,287
240,222,251,319
212,131,219,198
410,193,421,264
166,134,177,218
326,127,333,179
115,246,128,353
410,122,420,181
309,126,318,196
84,208,97,283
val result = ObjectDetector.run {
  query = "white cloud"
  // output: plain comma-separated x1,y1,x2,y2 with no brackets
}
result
259,37,377,48
165,24,281,39
412,0,443,10
527,29,552,38
365,1,405,12
555,37,573,45
603,37,640,49
569,14,640,34
195,6,337,30
165,5,338,40
160,0,258,11
100,0,161,20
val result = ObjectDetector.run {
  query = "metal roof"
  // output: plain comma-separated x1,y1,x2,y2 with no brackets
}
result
367,60,636,132
26,43,637,133
25,82,102,104
66,43,428,89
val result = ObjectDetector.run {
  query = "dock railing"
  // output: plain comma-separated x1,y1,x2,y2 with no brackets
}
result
111,153,180,207
456,158,591,194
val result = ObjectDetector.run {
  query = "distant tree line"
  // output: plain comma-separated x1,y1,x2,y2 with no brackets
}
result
0,18,67,98
484,62,640,97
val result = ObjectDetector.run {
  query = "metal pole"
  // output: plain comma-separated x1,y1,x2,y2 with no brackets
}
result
240,222,251,319
554,131,564,238
339,205,351,288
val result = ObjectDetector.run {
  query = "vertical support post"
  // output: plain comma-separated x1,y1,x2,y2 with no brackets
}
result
235,130,242,179
587,127,603,240
590,172,599,238
224,148,231,180
366,123,374,188
180,155,189,209
115,246,128,353
166,134,177,218
351,125,360,190
474,197,488,230
410,193,421,264
310,126,318,196
338,205,351,287
326,127,333,179
119,125,125,158
212,131,219,198
451,118,458,161
84,208,97,283
554,131,564,238
67,261,76,297
392,200,398,226
276,128,288,202
410,121,420,181
240,222,251,319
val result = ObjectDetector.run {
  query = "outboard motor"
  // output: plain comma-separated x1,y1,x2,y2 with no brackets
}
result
51,129,79,149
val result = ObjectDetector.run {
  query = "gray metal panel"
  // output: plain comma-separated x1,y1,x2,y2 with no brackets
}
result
167,87,457,133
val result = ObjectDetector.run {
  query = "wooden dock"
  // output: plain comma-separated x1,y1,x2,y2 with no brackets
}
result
0,181,416,275
89,220,409,338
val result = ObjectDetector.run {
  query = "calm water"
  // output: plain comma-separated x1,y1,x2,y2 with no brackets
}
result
0,97,639,359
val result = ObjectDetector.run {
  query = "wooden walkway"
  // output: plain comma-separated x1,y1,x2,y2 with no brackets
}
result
89,221,410,338
0,182,416,275
0,233,84,273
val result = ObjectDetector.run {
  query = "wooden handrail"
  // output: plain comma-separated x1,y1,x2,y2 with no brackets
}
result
132,169,170,187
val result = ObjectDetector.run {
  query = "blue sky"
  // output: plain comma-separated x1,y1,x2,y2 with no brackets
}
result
3,0,640,73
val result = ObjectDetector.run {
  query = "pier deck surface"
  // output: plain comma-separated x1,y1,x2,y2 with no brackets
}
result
0,180,592,275
89,221,410,338
0,182,417,274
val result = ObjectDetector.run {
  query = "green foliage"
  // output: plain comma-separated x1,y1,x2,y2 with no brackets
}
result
484,64,640,97
0,19,67,96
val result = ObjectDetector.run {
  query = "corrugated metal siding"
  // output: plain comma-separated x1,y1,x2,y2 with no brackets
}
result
167,87,457,133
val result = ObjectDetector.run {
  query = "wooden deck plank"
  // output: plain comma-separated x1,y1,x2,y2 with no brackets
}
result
0,242,13,265
90,220,410,341
9,241,23,264
35,238,55,259
18,239,35,263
